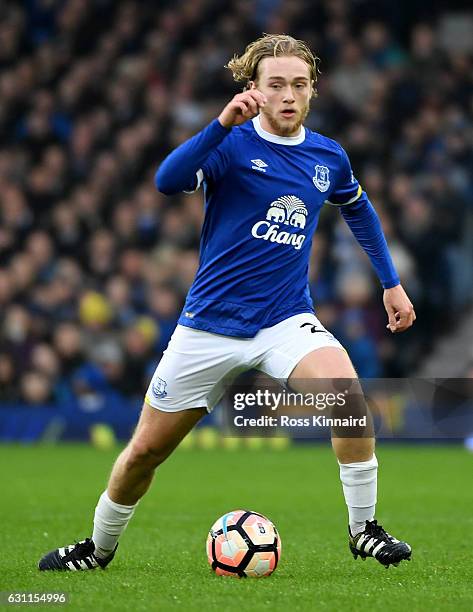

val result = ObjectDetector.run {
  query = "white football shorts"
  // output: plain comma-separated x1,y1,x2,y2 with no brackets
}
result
145,312,344,412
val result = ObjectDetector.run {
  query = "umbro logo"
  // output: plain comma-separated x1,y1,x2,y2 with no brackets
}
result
251,159,268,172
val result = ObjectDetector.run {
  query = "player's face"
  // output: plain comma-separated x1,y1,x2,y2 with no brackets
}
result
251,56,313,137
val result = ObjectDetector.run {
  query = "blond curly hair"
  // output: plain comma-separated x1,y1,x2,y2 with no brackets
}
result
226,33,320,97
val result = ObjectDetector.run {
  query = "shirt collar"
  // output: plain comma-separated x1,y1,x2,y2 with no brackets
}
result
252,114,305,146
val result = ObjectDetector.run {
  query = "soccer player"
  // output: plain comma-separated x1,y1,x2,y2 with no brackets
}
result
39,34,415,571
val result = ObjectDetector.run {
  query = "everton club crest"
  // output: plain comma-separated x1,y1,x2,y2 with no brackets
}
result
152,377,168,399
312,165,330,192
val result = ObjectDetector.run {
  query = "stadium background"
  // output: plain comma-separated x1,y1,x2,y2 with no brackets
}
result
0,0,472,442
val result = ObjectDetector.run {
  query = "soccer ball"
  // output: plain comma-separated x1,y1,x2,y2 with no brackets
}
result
206,510,281,577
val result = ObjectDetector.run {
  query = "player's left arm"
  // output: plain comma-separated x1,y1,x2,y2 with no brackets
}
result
327,147,416,334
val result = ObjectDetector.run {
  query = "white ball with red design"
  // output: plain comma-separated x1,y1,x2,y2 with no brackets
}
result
206,510,282,577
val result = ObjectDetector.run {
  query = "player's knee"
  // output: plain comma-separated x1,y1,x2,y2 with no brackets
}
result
125,438,168,470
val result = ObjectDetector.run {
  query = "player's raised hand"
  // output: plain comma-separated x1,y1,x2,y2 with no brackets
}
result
218,90,267,128
383,284,416,333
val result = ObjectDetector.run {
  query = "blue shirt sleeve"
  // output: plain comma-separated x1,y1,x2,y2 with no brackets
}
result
329,145,400,289
326,146,362,206
155,119,232,195
340,192,401,289
200,139,233,186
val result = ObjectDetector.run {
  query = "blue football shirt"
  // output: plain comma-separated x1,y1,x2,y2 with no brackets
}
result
175,115,363,338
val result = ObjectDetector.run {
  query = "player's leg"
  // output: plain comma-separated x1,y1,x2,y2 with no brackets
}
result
92,403,207,559
288,345,374,460
38,404,206,571
106,403,206,506
256,313,411,567
289,347,378,535
289,344,411,567
38,324,243,571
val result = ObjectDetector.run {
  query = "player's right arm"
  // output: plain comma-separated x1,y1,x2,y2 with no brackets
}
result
155,91,266,195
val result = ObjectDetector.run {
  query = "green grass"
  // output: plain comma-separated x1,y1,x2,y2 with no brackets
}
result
1,443,472,611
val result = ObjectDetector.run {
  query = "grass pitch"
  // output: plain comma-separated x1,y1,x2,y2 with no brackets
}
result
1,443,472,611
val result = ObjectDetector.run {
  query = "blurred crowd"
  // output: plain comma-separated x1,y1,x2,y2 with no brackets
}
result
1,0,472,405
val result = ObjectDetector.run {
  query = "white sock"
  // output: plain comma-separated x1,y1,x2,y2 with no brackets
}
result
92,491,137,559
339,454,378,536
